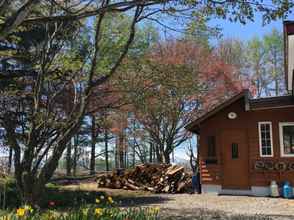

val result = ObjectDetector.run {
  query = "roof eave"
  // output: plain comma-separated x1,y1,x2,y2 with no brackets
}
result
185,90,250,133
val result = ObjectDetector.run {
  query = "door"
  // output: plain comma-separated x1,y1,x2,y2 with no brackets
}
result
222,129,249,189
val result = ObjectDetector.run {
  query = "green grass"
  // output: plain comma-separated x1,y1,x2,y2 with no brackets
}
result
1,206,160,220
0,178,160,219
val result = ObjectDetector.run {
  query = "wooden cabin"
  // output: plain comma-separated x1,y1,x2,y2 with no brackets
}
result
186,21,294,196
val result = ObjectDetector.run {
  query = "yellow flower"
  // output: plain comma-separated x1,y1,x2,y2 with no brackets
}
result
149,207,160,214
16,208,25,217
95,208,103,216
153,207,160,213
24,205,33,213
95,198,100,204
107,196,113,204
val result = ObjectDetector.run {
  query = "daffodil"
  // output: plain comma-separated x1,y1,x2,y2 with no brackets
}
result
95,208,103,216
95,198,100,204
24,205,33,213
100,195,105,200
153,207,160,213
16,208,25,217
149,206,160,215
107,196,113,204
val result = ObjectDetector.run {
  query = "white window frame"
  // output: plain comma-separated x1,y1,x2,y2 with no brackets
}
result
279,122,294,157
258,122,274,157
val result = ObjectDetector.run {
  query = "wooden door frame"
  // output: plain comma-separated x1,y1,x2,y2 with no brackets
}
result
221,129,250,190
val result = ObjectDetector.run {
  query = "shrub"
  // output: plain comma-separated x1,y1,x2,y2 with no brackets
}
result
0,177,21,208
0,178,106,209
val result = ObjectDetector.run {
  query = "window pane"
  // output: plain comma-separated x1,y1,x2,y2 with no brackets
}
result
266,147,272,155
232,143,238,159
283,125,294,155
262,140,266,147
262,148,267,155
207,136,216,157
266,140,271,147
259,122,272,156
260,125,265,131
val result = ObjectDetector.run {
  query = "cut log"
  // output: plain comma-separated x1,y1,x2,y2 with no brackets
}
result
124,181,140,190
166,165,184,176
176,181,187,192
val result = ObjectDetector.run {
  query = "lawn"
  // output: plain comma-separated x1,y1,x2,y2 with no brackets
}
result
0,179,160,220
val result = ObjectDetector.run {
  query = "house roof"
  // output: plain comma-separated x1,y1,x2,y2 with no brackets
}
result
249,95,294,110
186,90,294,133
185,90,250,132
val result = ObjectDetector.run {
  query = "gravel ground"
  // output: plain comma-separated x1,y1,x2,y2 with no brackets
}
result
66,184,294,219
151,194,294,220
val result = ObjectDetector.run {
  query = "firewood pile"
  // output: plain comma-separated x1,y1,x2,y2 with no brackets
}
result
97,164,192,193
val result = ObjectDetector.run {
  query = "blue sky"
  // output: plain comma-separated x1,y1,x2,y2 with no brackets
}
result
210,14,282,41
209,12,294,41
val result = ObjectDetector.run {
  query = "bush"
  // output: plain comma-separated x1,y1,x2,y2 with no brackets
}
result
0,178,106,209
0,177,21,208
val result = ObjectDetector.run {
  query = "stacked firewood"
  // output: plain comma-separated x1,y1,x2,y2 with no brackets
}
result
97,164,192,193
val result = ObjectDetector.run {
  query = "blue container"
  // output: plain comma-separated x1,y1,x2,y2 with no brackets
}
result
283,181,293,199
192,175,197,193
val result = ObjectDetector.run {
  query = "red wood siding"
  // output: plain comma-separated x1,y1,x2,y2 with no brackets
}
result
198,97,294,187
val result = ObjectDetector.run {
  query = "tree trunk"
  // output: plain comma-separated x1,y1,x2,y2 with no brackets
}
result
104,129,109,171
66,142,72,176
153,146,156,163
155,145,162,163
149,143,153,163
163,151,170,164
116,133,125,169
132,143,135,167
119,151,124,169
21,127,82,205
115,141,118,169
8,148,13,174
90,115,97,175
275,77,279,96
73,135,78,176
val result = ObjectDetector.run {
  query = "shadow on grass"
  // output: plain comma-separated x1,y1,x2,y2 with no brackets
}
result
41,188,107,208
117,195,171,207
42,187,171,209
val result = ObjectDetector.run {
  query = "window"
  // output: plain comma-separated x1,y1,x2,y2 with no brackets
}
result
207,136,216,157
206,136,217,164
279,122,294,157
258,122,273,157
232,143,239,159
